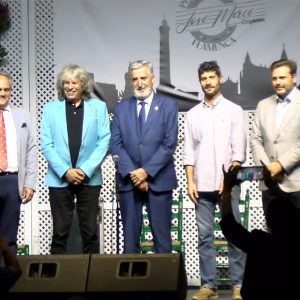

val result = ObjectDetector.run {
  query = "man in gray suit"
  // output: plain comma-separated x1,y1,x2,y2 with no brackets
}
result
0,72,37,253
251,59,300,216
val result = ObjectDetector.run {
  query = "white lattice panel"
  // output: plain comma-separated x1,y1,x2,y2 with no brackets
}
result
32,0,55,255
0,0,23,107
182,208,199,283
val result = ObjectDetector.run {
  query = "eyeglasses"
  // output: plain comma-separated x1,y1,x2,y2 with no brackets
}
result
0,88,11,92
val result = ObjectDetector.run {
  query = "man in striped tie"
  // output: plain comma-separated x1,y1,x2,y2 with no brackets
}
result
0,72,37,253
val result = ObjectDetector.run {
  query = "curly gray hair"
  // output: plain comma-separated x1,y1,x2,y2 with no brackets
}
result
56,64,93,100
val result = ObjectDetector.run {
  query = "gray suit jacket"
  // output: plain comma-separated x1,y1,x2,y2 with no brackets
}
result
251,87,300,192
11,105,37,197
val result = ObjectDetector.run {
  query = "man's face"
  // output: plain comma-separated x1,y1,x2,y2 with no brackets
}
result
0,75,11,108
271,65,297,98
199,71,222,99
63,77,83,102
131,66,155,100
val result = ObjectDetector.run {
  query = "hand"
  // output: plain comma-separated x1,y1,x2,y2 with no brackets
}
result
136,181,149,192
187,181,199,204
266,161,283,177
130,168,148,186
267,161,283,179
260,160,280,188
231,161,242,168
0,230,7,249
22,188,34,204
222,164,240,194
65,168,85,185
218,182,224,195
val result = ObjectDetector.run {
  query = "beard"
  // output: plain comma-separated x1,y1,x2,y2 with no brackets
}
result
133,87,152,100
203,86,221,99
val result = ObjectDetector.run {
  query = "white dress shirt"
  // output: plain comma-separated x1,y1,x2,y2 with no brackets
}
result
3,104,18,172
137,91,154,121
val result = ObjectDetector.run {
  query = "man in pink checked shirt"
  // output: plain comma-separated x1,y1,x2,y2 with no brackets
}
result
183,61,246,300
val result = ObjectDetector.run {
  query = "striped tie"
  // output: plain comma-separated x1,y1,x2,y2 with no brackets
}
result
0,110,8,171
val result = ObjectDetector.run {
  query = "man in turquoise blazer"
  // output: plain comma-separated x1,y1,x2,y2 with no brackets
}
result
41,65,110,254
110,60,178,253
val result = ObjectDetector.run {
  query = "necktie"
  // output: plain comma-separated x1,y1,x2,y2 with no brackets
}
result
139,101,146,131
0,110,8,171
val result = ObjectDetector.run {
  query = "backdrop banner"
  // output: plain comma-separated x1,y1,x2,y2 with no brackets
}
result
53,0,300,112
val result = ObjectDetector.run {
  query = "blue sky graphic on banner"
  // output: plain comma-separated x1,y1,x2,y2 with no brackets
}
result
53,0,300,112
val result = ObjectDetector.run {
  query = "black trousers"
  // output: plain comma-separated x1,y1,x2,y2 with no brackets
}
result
49,184,101,254
262,187,300,217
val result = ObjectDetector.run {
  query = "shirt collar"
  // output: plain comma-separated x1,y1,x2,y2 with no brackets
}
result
276,87,296,104
201,94,223,108
66,99,84,108
0,104,11,112
137,90,154,106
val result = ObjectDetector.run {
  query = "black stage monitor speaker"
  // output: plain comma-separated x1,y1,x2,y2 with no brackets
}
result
87,253,187,300
9,254,90,293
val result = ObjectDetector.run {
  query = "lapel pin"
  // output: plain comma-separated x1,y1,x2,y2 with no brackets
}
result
154,106,158,111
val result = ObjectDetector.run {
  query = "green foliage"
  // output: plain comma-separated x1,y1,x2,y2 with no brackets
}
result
0,43,8,64
0,2,10,34
0,1,10,65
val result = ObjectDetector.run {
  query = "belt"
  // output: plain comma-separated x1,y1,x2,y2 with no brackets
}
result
0,172,18,176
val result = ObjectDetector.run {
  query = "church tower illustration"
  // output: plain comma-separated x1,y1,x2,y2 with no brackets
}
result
159,16,173,87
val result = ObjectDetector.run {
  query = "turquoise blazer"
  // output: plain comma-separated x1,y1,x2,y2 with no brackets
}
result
41,98,110,187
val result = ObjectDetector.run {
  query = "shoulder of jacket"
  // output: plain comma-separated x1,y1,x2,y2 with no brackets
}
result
86,98,106,107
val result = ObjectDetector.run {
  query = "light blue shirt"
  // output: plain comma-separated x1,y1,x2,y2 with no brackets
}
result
275,87,296,130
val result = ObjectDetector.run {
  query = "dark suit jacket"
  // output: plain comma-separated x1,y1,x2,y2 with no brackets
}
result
110,93,178,192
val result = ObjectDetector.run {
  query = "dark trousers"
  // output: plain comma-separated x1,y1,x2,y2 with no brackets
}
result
0,173,21,253
262,187,300,217
120,188,172,254
49,185,101,254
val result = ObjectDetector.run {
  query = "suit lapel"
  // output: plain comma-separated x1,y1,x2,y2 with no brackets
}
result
58,101,69,146
266,96,278,140
141,94,161,138
278,90,300,135
130,97,141,138
10,106,21,163
82,99,92,141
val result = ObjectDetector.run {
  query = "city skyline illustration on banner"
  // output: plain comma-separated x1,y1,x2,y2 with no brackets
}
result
53,0,299,113
91,16,285,113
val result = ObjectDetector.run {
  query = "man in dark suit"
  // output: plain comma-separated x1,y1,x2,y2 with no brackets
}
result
110,60,178,253
0,72,37,253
